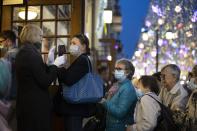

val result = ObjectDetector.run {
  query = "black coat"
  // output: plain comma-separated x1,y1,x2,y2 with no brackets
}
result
57,54,96,117
15,43,57,131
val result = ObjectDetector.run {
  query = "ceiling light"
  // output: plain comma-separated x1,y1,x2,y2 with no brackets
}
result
18,7,38,20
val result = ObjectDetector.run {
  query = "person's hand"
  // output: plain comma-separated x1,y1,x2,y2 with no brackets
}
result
47,46,55,65
99,98,106,104
53,55,66,67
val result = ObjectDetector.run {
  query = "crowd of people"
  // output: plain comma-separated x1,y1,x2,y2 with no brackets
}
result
0,24,197,131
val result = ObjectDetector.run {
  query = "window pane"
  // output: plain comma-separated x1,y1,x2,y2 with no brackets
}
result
57,21,70,35
27,6,40,20
43,22,55,36
28,22,41,27
42,37,55,52
58,5,71,19
57,38,68,47
13,7,26,21
41,37,55,63
12,22,25,38
43,5,56,19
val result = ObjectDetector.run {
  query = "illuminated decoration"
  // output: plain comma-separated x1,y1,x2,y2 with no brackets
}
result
191,11,197,22
145,20,152,27
18,7,38,20
158,18,164,25
142,33,149,41
138,43,144,49
132,0,197,81
175,5,182,13
165,31,174,39
107,55,112,61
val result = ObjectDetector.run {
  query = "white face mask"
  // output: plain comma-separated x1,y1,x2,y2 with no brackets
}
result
69,44,80,56
114,70,127,81
188,78,197,90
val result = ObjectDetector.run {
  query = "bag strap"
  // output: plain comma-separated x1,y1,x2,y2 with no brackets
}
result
146,94,163,107
82,55,92,73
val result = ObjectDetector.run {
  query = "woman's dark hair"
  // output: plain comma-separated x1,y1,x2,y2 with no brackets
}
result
152,72,161,82
73,34,90,55
139,75,160,95
0,30,16,46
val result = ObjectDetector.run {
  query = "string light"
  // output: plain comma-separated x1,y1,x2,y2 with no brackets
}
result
132,0,197,79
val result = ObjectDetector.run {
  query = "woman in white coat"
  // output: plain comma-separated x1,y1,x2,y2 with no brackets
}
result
127,75,161,131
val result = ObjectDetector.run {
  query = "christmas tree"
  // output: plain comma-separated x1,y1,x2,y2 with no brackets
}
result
132,0,197,82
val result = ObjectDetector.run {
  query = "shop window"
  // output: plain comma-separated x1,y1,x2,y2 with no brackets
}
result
11,4,71,63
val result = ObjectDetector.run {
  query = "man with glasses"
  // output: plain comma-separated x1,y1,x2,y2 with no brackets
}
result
159,64,189,111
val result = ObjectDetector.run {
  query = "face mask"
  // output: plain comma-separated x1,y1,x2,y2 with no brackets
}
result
69,44,80,56
114,70,127,81
187,78,197,90
135,88,144,98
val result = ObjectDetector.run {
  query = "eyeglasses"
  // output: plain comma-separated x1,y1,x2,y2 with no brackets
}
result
115,67,125,70
160,74,166,80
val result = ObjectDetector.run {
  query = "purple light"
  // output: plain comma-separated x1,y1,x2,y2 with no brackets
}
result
163,40,168,45
180,45,186,49
114,45,119,49
151,5,163,16
191,11,197,22
145,21,151,27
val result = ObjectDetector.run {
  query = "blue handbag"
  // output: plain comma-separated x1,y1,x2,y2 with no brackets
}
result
62,57,104,103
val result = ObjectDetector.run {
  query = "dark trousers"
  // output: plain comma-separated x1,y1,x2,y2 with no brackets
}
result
64,116,83,131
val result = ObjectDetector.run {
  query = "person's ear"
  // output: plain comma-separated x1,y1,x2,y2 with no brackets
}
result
81,44,86,51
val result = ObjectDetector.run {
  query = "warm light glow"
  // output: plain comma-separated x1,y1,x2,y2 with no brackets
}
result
158,18,164,25
18,7,38,20
103,10,112,24
135,51,141,57
175,6,182,13
138,43,144,49
142,33,149,41
151,51,157,57
186,31,192,37
165,31,174,39
107,55,112,61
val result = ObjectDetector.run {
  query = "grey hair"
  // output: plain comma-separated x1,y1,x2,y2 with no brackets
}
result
116,58,135,80
161,64,180,81
20,24,43,44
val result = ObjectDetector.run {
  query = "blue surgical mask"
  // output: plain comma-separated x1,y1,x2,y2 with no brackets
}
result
114,70,127,81
135,88,144,98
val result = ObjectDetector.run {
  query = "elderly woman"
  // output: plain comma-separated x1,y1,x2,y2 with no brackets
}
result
15,24,59,131
101,59,137,131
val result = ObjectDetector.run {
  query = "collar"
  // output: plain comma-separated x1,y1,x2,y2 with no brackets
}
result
169,82,181,94
118,78,130,85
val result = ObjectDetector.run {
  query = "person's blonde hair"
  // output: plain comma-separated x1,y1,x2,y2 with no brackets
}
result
20,24,43,44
